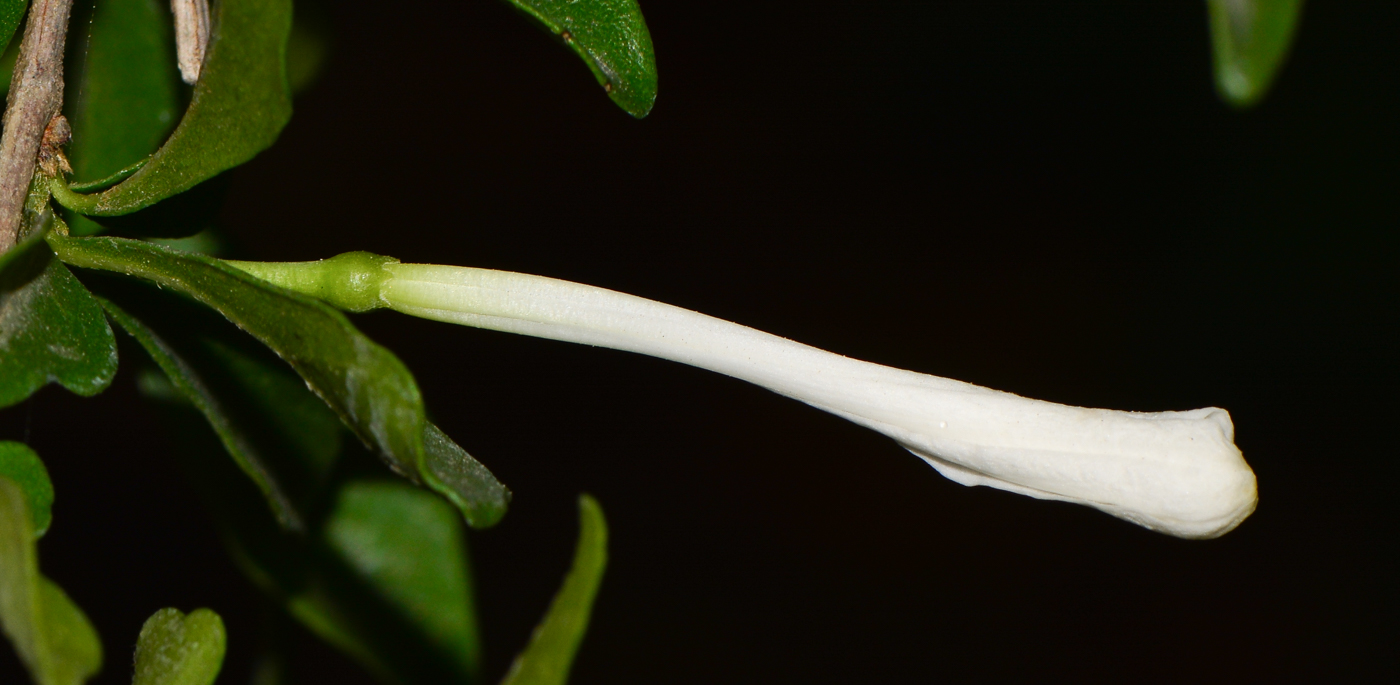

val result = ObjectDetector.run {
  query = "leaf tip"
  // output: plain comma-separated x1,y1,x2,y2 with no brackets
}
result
134,607,228,685
608,78,657,118
0,444,54,538
1206,0,1304,108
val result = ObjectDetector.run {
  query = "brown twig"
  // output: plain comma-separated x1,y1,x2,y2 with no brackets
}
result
0,0,74,254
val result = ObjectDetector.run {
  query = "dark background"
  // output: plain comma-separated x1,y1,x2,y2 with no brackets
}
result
4,0,1397,682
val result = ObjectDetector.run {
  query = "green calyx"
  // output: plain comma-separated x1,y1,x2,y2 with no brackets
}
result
226,252,398,313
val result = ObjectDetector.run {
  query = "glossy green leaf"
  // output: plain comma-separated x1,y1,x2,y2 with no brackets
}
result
0,442,53,537
501,495,608,685
52,0,292,216
1207,0,1304,107
99,296,342,531
227,252,513,526
0,0,24,58
505,0,658,117
0,239,118,409
68,0,180,183
132,608,227,685
54,235,508,528
51,234,424,477
311,479,481,681
0,478,104,685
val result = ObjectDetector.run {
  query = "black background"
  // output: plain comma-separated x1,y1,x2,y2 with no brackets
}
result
3,1,1397,683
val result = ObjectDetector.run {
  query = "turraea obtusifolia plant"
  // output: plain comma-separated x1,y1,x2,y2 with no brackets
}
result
0,1,1300,684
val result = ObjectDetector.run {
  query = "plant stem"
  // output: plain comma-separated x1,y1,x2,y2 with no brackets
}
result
0,0,73,254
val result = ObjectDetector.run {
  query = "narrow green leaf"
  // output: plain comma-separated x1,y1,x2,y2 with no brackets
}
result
0,478,104,685
99,296,342,531
58,236,509,528
132,608,227,685
0,442,53,537
315,479,482,681
50,234,425,484
226,253,513,527
67,0,181,183
504,0,658,117
501,495,608,685
0,0,24,58
52,0,293,216
0,242,118,409
1207,0,1304,107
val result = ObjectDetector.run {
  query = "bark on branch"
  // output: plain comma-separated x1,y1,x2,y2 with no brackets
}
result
0,0,74,254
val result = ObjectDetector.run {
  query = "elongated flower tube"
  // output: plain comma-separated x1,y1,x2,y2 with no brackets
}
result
228,253,1258,539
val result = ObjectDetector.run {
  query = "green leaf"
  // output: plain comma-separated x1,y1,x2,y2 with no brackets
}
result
501,495,608,685
308,479,482,682
132,608,227,685
0,442,53,538
505,0,658,117
0,478,104,685
0,0,24,58
52,0,293,216
52,234,423,477
1207,0,1304,107
67,0,181,183
225,254,514,527
53,235,507,528
0,241,118,409
99,296,342,531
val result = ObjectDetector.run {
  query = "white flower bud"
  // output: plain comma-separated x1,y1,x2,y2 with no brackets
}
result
226,255,1258,539
378,264,1258,539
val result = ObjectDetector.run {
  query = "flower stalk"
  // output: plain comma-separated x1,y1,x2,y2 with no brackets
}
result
229,253,1258,539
